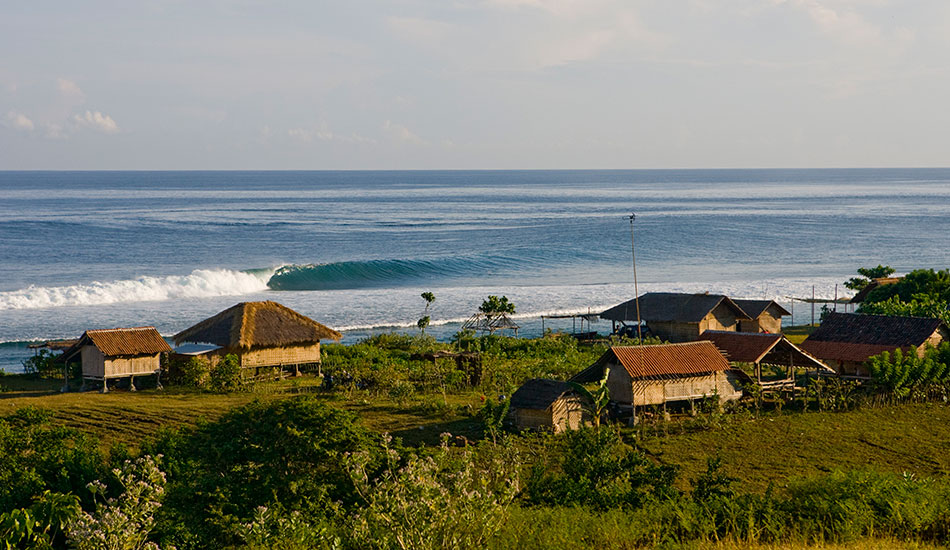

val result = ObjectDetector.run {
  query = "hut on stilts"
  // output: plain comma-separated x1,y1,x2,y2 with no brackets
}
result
173,301,341,378
60,327,171,393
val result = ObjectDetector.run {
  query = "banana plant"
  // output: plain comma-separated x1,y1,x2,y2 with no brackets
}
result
570,367,611,428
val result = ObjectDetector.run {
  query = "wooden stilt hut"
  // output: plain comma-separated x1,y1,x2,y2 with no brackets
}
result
60,327,171,393
173,301,342,378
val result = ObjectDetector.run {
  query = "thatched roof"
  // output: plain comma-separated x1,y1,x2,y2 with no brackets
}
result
573,341,731,382
510,379,576,410
600,292,750,323
173,301,342,349
62,327,171,360
801,312,946,363
732,299,791,319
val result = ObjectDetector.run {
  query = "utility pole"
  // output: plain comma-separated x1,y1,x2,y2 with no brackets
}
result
629,213,642,341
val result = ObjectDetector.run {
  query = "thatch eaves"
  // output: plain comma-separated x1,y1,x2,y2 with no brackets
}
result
62,327,171,361
173,301,342,349
510,379,576,410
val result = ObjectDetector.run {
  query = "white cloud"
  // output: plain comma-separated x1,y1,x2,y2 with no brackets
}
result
4,110,35,132
57,78,85,102
72,110,119,133
778,0,883,46
383,120,426,144
44,123,67,140
288,123,375,145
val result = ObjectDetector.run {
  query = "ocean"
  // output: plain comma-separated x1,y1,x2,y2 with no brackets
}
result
3,168,950,373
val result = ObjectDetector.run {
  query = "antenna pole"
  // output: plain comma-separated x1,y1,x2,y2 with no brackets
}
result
629,213,642,342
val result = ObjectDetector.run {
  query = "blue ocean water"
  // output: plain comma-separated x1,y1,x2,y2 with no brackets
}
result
2,168,950,372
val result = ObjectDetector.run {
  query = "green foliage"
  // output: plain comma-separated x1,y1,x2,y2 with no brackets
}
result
207,354,247,393
857,268,950,325
174,356,209,388
867,343,950,402
0,491,80,550
237,506,340,550
347,434,520,550
525,427,678,510
386,380,415,405
145,397,376,547
21,350,60,379
476,398,509,444
416,315,430,334
844,265,896,291
569,367,610,428
67,455,169,550
0,407,105,513
479,295,515,316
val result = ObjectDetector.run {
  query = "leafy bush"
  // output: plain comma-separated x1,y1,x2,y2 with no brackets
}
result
347,434,520,550
21,350,61,379
145,397,376,547
172,356,208,388
525,427,678,510
0,407,105,513
207,354,247,393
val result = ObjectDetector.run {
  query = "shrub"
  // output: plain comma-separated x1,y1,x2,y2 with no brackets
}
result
207,354,247,393
21,350,60,379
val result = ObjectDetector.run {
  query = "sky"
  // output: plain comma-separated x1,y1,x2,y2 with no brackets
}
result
1,0,949,170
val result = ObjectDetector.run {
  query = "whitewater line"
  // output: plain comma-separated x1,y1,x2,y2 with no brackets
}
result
0,268,274,310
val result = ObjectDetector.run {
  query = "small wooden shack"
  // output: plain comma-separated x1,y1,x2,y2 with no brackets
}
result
509,379,585,433
573,341,744,407
700,330,831,388
599,292,751,343
61,327,172,392
173,301,342,376
732,299,791,333
801,312,949,378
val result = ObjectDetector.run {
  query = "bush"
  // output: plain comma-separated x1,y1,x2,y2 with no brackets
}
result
145,397,376,547
21,350,61,379
173,356,209,388
207,354,247,393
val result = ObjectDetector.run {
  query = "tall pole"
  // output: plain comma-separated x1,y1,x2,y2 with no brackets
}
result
629,213,642,341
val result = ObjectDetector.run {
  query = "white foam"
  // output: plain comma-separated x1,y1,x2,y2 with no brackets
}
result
0,268,273,310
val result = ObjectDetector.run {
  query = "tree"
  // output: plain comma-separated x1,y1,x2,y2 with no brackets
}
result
418,292,436,335
569,367,611,428
479,295,515,319
844,265,896,292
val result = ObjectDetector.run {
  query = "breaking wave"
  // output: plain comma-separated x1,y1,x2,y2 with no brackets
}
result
0,268,273,310
264,258,496,291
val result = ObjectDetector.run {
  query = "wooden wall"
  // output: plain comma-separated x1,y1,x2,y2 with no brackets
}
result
513,396,585,433
610,365,743,406
80,345,161,379
739,308,783,333
240,343,321,368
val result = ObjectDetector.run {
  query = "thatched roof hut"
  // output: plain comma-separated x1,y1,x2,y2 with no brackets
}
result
599,292,750,343
174,301,341,373
61,327,171,392
509,379,584,432
801,312,948,378
700,329,830,387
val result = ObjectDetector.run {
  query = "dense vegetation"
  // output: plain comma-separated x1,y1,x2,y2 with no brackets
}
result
849,265,950,324
7,324,950,548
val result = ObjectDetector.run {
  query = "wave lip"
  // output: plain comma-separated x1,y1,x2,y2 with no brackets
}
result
265,258,475,291
0,268,272,311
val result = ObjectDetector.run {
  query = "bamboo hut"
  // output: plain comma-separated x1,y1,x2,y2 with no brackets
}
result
732,299,790,333
61,327,171,392
800,312,949,378
599,292,751,343
700,330,830,390
509,379,585,433
173,301,342,377
572,341,744,407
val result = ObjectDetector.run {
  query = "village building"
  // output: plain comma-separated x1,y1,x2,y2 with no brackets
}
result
599,292,751,343
731,299,791,333
509,379,585,433
700,330,830,389
572,341,744,408
173,301,341,377
800,312,949,378
61,327,171,392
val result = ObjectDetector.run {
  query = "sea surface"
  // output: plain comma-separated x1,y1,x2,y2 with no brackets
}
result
2,168,950,372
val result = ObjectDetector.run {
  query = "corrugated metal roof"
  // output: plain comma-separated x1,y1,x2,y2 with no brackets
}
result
607,341,731,379
805,312,944,347
701,330,781,363
65,327,172,358
600,292,750,323
800,340,912,364
172,343,222,356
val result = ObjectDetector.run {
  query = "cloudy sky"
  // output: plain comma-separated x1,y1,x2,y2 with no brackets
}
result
1,1,948,169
